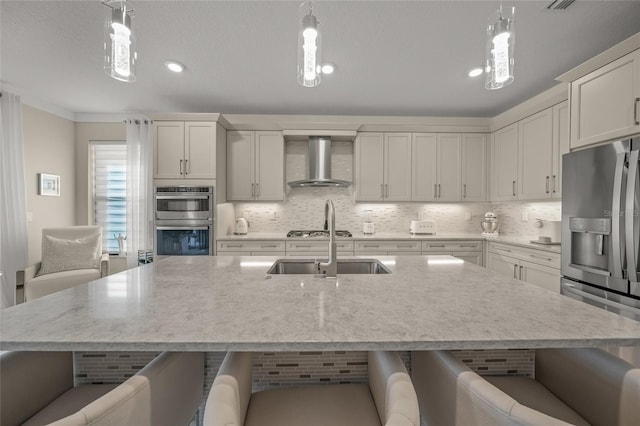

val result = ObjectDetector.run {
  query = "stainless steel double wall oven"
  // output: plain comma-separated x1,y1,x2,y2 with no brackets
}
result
154,186,215,256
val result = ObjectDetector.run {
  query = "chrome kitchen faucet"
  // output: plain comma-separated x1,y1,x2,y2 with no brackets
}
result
317,200,338,278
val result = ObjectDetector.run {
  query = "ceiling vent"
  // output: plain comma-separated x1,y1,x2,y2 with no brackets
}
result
546,0,575,10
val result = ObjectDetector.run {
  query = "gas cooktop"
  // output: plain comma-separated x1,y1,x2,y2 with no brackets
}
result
286,230,353,238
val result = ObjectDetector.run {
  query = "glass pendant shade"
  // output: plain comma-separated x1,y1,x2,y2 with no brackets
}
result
485,6,515,90
104,0,137,83
297,2,321,88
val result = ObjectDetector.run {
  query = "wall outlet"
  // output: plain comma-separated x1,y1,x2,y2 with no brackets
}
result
271,211,278,221
465,211,472,221
26,212,33,222
521,211,529,222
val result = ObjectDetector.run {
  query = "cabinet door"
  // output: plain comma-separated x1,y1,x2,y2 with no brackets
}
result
437,134,462,201
520,260,561,293
492,123,518,201
255,131,284,201
518,108,553,200
412,133,437,201
185,122,216,179
461,134,487,201
227,131,255,201
154,121,185,179
570,50,640,149
384,133,412,201
355,133,385,201
487,252,519,279
552,101,569,199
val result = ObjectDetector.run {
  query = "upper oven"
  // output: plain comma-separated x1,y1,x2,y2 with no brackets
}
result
155,186,214,220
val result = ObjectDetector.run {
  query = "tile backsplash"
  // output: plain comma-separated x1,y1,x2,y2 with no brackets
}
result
228,141,561,238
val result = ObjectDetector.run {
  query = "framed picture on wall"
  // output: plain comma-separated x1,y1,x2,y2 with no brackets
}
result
38,173,60,196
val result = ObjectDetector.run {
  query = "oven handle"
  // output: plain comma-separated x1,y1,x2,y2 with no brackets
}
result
156,226,210,231
155,195,211,200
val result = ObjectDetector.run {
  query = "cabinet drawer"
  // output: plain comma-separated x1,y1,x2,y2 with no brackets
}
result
217,240,285,252
286,240,354,253
488,242,560,269
422,240,482,252
355,240,421,252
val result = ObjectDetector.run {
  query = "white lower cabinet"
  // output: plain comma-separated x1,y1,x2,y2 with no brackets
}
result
217,240,285,256
355,240,422,255
422,240,484,266
487,242,561,293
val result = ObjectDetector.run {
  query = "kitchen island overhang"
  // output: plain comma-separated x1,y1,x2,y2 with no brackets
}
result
1,255,640,352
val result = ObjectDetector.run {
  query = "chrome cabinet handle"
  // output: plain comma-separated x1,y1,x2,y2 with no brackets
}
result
545,176,550,194
433,184,437,198
397,244,415,248
381,184,385,199
179,159,183,175
513,264,518,279
226,244,243,248
251,183,255,198
185,159,189,175
463,183,467,199
459,244,476,248
635,97,640,125
519,265,523,279
552,175,557,194
512,180,516,197
429,244,445,248
363,244,380,248
261,244,278,248
256,183,260,198
438,184,441,198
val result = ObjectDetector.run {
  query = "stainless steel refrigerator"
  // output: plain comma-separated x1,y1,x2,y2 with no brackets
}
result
561,138,640,321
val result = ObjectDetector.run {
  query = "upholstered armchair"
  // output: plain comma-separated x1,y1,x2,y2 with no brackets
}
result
0,351,204,426
16,226,109,303
204,351,420,426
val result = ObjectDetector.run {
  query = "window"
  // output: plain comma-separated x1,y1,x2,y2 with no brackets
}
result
91,142,126,253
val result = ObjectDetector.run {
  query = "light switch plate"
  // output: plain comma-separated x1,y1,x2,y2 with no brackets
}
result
521,211,529,222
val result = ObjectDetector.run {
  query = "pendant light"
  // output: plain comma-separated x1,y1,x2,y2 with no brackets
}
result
103,0,137,83
297,2,321,88
485,4,515,90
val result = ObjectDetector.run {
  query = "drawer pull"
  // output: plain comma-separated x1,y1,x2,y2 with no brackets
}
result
261,244,278,248
294,244,312,248
528,253,552,262
225,244,242,248
428,245,445,248
459,244,477,248
363,244,380,248
397,244,415,248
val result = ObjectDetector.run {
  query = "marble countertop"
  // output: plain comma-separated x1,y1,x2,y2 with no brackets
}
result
1,255,638,352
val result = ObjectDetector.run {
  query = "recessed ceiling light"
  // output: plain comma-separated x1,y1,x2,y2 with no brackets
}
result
468,67,483,78
321,63,335,74
164,60,184,73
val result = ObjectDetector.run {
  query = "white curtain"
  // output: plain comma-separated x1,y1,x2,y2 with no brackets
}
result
0,92,28,308
125,119,153,269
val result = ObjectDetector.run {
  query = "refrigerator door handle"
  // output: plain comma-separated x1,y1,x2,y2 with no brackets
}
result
625,149,639,282
611,152,626,279
562,282,640,316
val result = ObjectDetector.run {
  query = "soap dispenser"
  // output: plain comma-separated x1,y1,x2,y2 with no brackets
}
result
363,210,375,235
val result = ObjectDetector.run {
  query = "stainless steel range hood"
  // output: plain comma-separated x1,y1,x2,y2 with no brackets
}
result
288,136,351,187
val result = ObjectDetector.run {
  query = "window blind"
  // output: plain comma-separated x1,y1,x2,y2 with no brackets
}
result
92,142,126,253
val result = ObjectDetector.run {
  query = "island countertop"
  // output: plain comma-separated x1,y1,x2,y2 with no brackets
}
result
1,255,639,352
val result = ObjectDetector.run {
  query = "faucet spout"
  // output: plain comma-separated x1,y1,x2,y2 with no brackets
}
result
318,200,337,278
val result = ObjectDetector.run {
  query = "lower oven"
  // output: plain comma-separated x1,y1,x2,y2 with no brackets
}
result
155,220,214,256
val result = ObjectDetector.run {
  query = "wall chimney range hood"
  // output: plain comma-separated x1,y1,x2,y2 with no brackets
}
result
288,136,351,187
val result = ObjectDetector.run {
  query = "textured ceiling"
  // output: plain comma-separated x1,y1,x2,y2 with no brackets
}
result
2,0,640,118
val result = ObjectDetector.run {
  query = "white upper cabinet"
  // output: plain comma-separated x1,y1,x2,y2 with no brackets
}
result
491,101,568,201
227,130,284,201
570,49,640,149
518,108,554,200
154,121,217,179
492,123,519,201
461,134,487,201
436,134,462,201
355,133,411,201
411,133,437,201
552,101,569,198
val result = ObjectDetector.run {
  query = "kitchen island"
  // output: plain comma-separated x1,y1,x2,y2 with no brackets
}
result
1,255,639,352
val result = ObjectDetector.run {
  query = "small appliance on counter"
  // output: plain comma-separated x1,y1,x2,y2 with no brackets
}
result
481,212,499,237
531,219,561,245
234,217,248,235
363,210,375,234
410,220,436,235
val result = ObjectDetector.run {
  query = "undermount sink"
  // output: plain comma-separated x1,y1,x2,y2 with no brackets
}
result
266,258,391,275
